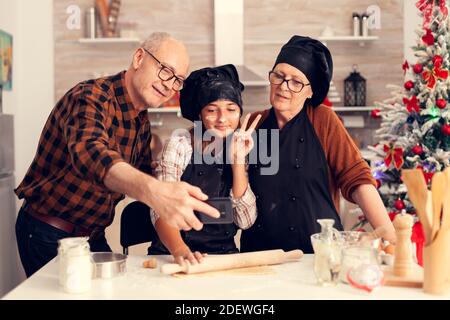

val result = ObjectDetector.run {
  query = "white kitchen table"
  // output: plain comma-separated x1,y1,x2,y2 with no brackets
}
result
2,254,448,300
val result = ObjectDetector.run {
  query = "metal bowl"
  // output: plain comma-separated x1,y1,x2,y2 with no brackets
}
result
91,252,127,279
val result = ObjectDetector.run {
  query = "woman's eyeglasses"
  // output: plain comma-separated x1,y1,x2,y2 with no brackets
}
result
268,71,310,93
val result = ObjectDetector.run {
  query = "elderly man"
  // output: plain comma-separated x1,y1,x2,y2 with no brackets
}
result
14,32,219,277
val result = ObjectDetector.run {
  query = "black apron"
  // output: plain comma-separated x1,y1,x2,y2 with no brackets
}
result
241,106,343,254
149,149,238,255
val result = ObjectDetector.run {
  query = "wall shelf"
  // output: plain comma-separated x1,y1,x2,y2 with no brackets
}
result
76,36,378,46
332,107,377,129
332,106,376,112
245,36,379,46
78,37,141,44
76,38,213,45
244,40,285,45
148,107,181,115
148,107,181,127
241,106,376,129
236,65,268,87
318,36,379,42
318,35,379,47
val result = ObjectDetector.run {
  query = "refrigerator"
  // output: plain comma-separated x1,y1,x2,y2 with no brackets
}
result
0,113,20,297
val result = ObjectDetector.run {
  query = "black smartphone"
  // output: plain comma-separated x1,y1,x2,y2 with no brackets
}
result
197,197,233,224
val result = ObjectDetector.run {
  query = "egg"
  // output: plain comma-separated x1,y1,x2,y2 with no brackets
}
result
384,244,395,255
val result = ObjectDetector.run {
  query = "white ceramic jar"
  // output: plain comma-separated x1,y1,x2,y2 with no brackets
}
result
58,237,92,294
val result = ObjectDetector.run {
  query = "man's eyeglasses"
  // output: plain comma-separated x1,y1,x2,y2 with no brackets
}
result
142,48,184,91
268,71,310,93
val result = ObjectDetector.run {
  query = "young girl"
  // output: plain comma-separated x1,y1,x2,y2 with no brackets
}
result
148,64,261,265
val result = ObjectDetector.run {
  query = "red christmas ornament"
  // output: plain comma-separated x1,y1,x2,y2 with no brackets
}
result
371,109,381,119
416,165,434,184
403,96,420,113
412,221,425,266
417,0,448,30
384,144,404,169
376,179,381,189
433,55,444,67
421,28,435,46
412,145,423,155
402,60,409,75
422,62,449,89
388,212,397,222
442,124,450,136
424,172,434,184
394,199,406,211
436,99,447,109
322,96,333,107
413,63,423,74
404,80,414,90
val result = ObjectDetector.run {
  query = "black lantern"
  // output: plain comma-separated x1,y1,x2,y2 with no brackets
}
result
344,65,366,106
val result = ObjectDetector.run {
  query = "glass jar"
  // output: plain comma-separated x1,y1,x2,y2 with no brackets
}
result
58,237,92,294
339,231,381,250
310,219,344,287
341,245,381,286
339,231,381,283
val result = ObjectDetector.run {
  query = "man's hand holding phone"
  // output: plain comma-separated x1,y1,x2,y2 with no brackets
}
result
197,197,233,224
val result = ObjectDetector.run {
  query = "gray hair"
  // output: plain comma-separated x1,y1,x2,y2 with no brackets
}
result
140,32,173,53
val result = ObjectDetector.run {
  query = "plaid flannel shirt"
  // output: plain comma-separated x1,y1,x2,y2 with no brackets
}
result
15,71,152,231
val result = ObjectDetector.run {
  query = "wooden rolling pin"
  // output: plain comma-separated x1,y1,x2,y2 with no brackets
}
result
160,249,303,275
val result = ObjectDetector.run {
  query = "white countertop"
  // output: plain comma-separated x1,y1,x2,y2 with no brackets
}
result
2,254,448,300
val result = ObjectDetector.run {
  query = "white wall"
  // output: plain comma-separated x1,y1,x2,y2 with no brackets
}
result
0,0,55,194
214,0,244,65
15,0,55,188
0,0,19,117
0,0,54,296
404,0,422,63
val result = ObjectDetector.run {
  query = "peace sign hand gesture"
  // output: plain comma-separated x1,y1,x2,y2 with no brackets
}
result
230,113,262,165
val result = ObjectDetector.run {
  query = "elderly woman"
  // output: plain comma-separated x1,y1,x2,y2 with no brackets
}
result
241,35,396,254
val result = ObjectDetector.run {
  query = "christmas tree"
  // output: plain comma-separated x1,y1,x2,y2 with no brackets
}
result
359,1,450,260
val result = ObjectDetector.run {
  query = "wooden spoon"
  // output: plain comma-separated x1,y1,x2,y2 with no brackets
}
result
425,190,433,233
431,172,446,242
401,169,433,245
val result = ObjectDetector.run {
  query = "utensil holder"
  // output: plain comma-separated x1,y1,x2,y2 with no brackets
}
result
423,228,450,295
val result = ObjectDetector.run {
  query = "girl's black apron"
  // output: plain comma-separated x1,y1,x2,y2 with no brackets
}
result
149,150,238,254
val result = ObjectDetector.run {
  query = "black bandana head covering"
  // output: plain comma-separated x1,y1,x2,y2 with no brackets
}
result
180,64,244,122
273,35,333,107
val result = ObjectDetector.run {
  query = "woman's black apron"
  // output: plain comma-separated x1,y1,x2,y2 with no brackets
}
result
241,106,343,254
149,150,238,255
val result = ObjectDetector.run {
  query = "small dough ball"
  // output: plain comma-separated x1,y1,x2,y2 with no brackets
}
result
143,258,158,269
384,244,395,255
